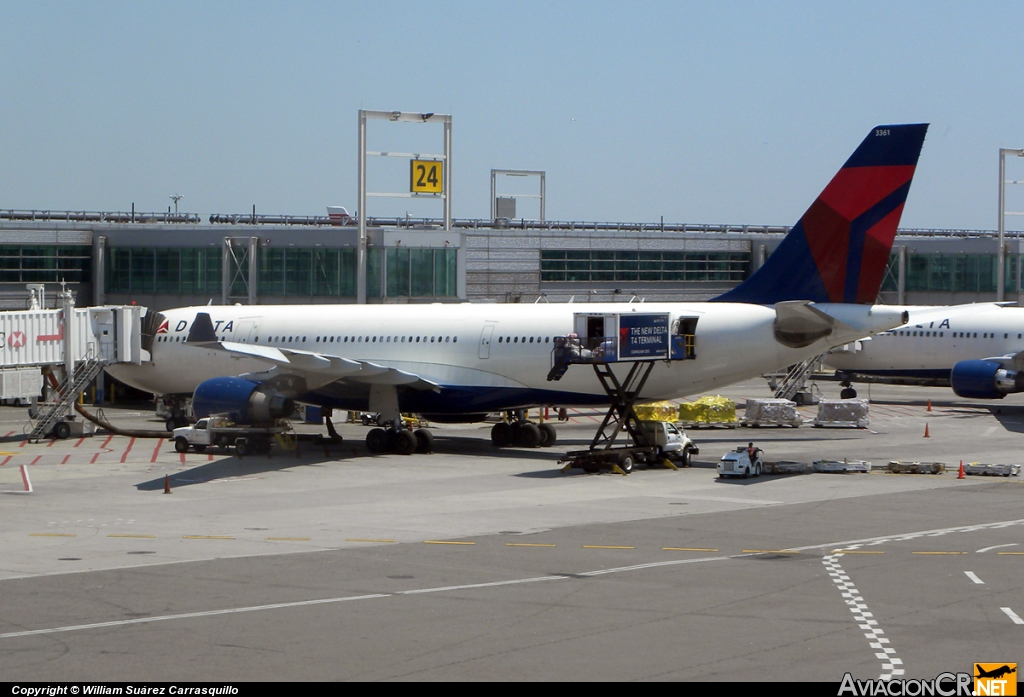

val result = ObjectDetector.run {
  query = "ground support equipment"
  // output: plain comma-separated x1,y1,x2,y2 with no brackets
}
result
762,461,810,474
558,361,665,474
887,461,945,475
813,459,871,473
962,463,1021,477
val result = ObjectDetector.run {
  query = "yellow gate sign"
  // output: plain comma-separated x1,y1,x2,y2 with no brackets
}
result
410,159,443,194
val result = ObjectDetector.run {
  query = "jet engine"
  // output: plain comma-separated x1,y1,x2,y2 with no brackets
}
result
192,377,295,424
950,360,1024,399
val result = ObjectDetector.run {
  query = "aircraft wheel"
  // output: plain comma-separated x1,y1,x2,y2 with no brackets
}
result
235,438,253,457
491,422,512,447
414,429,434,454
538,423,557,447
392,430,416,455
841,387,857,399
516,423,542,448
366,428,388,453
174,437,189,453
619,453,634,474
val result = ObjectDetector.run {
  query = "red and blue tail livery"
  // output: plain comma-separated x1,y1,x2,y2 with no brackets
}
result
714,123,928,305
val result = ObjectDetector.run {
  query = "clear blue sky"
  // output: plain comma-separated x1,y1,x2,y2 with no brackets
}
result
3,1,1023,229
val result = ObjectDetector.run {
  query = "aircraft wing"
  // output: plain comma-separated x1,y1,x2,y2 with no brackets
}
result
185,313,440,394
979,350,1024,372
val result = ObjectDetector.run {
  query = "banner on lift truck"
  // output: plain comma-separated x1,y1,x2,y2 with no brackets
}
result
618,313,669,360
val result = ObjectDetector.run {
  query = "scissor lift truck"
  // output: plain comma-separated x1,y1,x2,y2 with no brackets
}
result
549,311,698,474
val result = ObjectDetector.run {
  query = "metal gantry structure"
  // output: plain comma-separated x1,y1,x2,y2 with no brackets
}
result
357,110,452,304
490,169,546,222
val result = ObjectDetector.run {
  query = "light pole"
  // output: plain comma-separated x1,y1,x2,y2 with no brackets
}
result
170,194,183,215
998,149,1024,301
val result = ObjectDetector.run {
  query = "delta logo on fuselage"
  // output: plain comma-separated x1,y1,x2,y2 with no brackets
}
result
170,319,235,334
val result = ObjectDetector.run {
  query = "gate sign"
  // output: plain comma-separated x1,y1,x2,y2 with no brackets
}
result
410,159,443,194
618,313,669,360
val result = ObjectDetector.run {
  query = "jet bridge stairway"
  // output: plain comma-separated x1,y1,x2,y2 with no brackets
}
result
769,353,826,404
27,354,105,441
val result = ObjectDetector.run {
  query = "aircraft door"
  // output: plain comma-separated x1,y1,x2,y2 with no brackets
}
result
672,317,698,359
479,324,495,359
246,320,260,343
574,314,616,351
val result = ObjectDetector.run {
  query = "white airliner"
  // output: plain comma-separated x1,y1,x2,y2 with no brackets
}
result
106,123,929,453
824,303,1024,400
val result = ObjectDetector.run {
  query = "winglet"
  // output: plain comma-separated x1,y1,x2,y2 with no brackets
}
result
186,312,218,343
713,123,929,305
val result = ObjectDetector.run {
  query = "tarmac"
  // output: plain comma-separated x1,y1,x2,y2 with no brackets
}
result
1,379,1022,681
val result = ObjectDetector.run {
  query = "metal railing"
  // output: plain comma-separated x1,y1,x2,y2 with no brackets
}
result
3,208,1021,238
27,350,104,441
772,354,826,401
0,209,200,224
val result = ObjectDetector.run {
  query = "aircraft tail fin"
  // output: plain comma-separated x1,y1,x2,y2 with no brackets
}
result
713,123,929,305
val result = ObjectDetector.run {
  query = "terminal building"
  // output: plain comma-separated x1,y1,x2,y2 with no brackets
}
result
0,210,1021,311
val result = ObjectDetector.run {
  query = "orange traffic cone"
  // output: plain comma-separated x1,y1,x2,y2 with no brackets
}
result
164,474,172,494
924,423,930,438
958,460,965,479
927,399,932,412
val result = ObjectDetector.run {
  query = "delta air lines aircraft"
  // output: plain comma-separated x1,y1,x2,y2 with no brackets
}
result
107,124,929,453
824,303,1024,400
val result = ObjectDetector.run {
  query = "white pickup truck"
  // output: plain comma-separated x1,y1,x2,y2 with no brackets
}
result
172,417,291,457
639,421,698,467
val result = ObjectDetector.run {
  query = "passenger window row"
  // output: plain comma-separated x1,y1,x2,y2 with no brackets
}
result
497,336,551,344
158,334,459,345
885,330,1024,339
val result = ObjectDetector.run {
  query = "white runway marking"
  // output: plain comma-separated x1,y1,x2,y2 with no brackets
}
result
0,593,389,640
964,571,984,585
824,551,903,680
399,575,567,595
1000,607,1024,625
4,517,1024,642
977,543,1018,553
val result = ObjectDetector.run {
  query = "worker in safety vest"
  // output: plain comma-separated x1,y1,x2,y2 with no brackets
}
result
746,442,760,463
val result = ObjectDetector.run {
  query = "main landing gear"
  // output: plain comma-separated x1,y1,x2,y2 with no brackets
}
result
362,385,434,456
365,425,434,455
490,410,558,448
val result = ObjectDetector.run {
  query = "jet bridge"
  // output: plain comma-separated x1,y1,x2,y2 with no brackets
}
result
0,289,149,440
